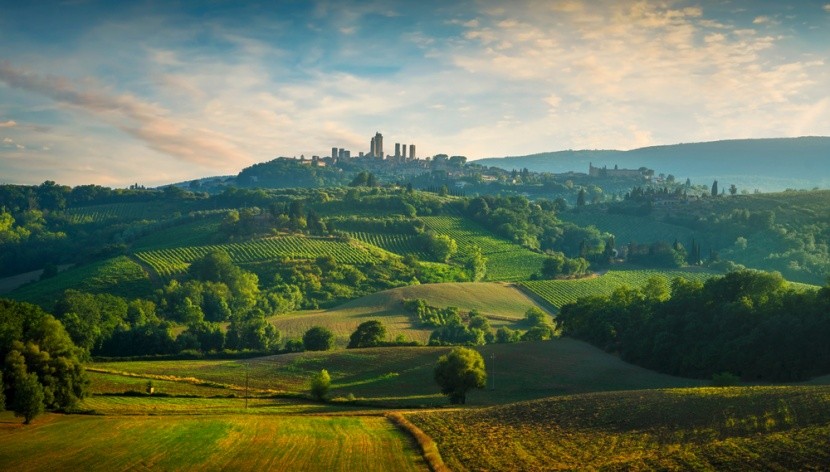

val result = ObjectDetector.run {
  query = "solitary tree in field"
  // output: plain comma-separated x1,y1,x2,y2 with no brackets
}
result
347,320,387,348
302,326,335,351
310,369,331,401
711,180,718,197
434,347,486,404
14,372,45,425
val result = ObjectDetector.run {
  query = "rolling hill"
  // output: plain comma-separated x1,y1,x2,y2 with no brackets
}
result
268,282,549,345
405,385,830,470
476,137,830,191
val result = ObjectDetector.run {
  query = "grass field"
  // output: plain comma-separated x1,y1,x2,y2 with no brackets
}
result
269,282,550,345
405,385,830,471
8,256,152,307
93,339,702,407
420,216,547,281
0,412,427,472
521,267,718,310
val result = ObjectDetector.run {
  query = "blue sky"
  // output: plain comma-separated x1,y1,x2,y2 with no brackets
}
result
1,0,829,186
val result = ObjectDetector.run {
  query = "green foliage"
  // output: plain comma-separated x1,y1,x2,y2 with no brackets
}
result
347,320,387,349
434,347,487,404
13,372,45,424
302,326,335,351
309,369,331,401
419,232,457,262
539,252,590,278
420,216,546,281
226,311,280,352
521,268,715,310
558,270,830,381
403,299,462,328
0,299,88,412
711,372,740,387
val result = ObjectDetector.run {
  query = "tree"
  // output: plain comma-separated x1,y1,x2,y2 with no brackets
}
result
14,372,45,424
310,369,331,401
347,320,387,349
0,375,5,412
434,347,486,404
302,326,335,351
576,188,586,207
463,245,487,281
729,184,738,196
711,180,718,197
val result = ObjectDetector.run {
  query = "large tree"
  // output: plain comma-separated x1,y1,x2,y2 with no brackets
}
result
303,326,335,351
14,372,44,424
1,300,88,411
434,347,487,404
347,320,387,349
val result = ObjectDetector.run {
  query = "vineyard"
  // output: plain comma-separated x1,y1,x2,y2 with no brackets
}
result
521,268,717,309
420,216,547,281
405,386,830,471
560,210,701,246
135,236,377,278
65,202,191,224
347,232,428,258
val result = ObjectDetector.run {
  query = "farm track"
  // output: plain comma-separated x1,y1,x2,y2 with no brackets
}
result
128,254,162,287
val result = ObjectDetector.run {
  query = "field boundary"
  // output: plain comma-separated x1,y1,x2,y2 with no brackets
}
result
386,412,451,472
513,282,560,314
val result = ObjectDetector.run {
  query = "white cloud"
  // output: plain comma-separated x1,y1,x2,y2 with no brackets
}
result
0,61,254,171
0,120,16,127
824,4,830,13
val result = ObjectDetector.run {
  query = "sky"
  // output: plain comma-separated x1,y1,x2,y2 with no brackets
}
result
1,0,829,187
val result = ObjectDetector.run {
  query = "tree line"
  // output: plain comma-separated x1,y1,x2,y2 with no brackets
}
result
558,270,830,381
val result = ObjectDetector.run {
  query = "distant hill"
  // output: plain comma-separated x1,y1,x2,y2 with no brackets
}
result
476,137,830,191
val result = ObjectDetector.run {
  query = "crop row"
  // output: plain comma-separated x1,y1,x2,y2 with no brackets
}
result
420,216,545,281
521,269,716,309
135,237,377,278
347,232,428,258
560,211,700,246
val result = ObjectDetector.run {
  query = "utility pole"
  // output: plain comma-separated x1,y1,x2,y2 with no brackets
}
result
490,352,495,390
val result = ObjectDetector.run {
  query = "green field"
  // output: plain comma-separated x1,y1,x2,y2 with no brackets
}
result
560,210,701,245
0,411,427,472
521,267,717,310
420,216,547,281
92,339,702,407
135,236,377,278
270,282,550,344
405,385,830,470
8,256,152,307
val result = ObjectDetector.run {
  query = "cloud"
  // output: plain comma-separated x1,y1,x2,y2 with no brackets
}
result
824,4,830,13
0,120,17,127
0,61,252,170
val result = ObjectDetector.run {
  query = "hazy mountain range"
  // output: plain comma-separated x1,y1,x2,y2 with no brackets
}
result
476,137,830,192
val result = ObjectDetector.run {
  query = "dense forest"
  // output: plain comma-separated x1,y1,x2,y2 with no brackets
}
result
558,270,830,381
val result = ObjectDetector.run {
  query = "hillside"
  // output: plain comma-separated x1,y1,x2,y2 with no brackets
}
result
406,385,830,470
269,282,548,344
477,137,830,191
92,339,703,407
